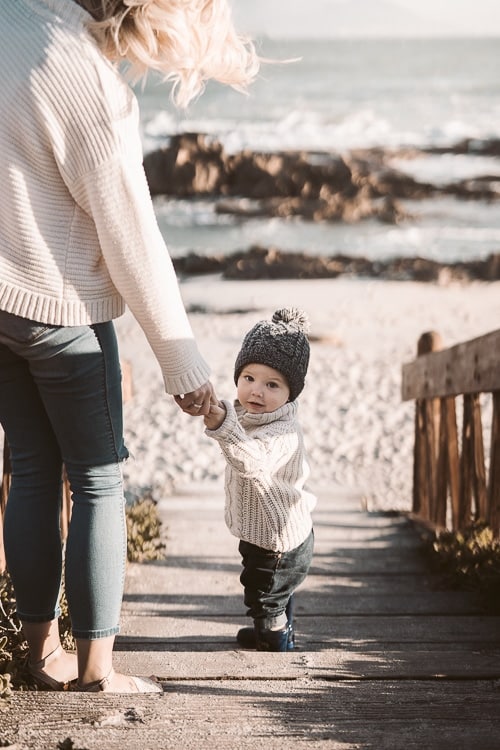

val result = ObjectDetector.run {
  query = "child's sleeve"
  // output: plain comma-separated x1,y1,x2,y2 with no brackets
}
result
205,400,294,477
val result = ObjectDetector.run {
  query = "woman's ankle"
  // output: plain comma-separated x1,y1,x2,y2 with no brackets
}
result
75,635,114,685
22,619,63,663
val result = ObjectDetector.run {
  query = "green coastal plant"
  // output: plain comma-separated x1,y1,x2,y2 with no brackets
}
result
423,521,500,612
0,494,165,696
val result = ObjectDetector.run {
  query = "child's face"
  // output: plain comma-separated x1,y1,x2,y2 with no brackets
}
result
237,363,290,414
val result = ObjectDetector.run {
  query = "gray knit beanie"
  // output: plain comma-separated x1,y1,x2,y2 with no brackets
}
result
234,307,310,401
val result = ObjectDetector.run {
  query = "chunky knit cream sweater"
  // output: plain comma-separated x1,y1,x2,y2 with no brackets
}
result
206,399,317,552
0,0,210,396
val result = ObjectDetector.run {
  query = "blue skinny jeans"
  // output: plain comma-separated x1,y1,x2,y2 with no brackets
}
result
0,311,128,639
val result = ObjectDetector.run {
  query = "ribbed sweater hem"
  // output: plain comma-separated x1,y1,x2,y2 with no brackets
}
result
0,283,125,326
234,520,314,554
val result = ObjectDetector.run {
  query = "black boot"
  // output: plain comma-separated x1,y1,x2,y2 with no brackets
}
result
255,622,290,652
236,597,295,650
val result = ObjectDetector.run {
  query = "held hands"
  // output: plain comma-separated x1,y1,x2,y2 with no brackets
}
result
203,400,226,430
174,382,226,429
174,381,215,416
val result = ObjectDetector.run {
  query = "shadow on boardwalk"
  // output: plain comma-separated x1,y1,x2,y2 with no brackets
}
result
1,483,500,750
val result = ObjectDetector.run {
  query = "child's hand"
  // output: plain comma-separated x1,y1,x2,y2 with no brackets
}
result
204,401,226,430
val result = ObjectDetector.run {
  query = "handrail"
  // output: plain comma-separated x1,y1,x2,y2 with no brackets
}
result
402,330,500,537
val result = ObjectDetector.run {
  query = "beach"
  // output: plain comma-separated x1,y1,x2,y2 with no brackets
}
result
115,34,500,513
115,275,500,512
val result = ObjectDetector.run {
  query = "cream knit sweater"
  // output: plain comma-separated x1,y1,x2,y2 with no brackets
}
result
0,0,210,396
206,399,317,552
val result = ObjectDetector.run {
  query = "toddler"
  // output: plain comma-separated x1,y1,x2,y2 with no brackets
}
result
204,308,316,651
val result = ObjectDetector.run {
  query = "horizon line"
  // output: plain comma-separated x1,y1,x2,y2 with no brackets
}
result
252,33,500,41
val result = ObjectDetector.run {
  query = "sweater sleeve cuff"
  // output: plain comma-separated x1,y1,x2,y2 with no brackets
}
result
162,355,211,396
205,399,237,438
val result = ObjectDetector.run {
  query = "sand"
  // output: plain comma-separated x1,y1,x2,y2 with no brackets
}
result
114,275,500,512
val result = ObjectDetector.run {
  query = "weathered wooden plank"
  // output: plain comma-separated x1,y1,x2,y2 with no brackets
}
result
125,566,455,602
436,397,448,527
111,648,500,680
460,392,488,526
402,328,500,400
489,391,500,533
440,396,461,529
3,680,499,750
471,392,488,519
119,613,500,646
122,588,482,617
412,332,442,518
128,548,429,581
460,393,474,528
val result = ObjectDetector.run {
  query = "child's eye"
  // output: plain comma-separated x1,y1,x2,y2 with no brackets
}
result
244,375,254,382
268,382,278,388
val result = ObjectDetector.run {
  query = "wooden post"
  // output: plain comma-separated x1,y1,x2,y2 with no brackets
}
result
437,396,460,530
413,332,442,522
471,393,487,522
460,395,474,530
488,391,500,535
460,393,487,530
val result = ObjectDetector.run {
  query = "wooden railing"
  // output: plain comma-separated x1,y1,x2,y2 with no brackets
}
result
402,330,500,537
0,360,133,572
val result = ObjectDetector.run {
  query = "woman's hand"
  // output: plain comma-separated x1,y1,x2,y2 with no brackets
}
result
174,381,215,416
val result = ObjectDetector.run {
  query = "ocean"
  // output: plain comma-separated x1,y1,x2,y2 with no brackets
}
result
135,37,500,264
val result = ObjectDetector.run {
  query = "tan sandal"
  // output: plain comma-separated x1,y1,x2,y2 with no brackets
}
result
28,644,77,691
76,668,162,694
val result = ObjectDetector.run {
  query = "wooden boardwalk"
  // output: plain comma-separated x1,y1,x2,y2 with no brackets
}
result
2,484,500,749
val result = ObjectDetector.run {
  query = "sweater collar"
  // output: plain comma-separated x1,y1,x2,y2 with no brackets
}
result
235,399,298,426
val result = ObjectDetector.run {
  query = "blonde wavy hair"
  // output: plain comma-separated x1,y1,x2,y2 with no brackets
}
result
86,0,260,107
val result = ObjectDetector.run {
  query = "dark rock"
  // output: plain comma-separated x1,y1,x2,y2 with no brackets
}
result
485,253,500,280
425,137,500,157
143,132,225,196
223,245,343,280
143,133,500,226
173,252,225,276
384,256,443,282
172,246,500,284
224,150,354,200
444,176,500,201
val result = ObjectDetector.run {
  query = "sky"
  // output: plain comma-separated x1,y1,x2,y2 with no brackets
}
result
231,0,500,38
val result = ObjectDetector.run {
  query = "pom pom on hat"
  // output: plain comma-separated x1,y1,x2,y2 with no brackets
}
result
234,307,310,401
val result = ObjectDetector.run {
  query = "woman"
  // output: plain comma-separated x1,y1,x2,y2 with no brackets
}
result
0,0,259,693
